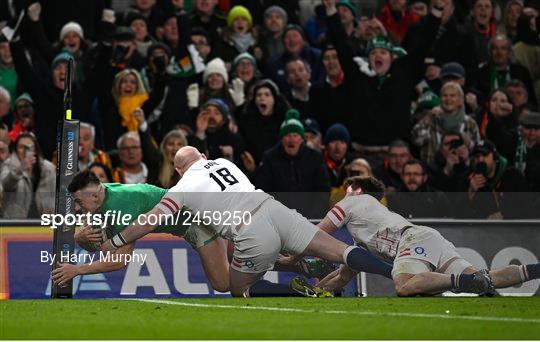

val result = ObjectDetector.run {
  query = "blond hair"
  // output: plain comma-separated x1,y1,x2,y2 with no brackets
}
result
111,69,148,103
159,130,188,188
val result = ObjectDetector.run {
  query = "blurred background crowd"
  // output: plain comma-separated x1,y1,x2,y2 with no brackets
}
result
0,0,539,219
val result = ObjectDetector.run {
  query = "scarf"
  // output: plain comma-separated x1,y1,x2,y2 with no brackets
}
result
117,94,149,131
489,65,511,92
514,132,527,173
230,32,255,53
438,106,466,133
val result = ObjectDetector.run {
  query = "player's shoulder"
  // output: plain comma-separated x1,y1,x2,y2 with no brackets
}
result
335,194,378,210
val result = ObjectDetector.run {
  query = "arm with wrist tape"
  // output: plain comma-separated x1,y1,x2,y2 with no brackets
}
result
108,206,166,248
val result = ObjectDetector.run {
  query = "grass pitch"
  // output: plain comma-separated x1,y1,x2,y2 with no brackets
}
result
1,297,539,340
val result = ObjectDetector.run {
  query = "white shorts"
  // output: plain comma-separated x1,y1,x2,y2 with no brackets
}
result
231,199,319,274
391,226,471,278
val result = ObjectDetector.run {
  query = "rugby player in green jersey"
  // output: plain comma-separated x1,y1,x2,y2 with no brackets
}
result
51,169,230,292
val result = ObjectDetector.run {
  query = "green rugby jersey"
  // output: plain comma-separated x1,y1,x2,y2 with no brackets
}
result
100,183,187,236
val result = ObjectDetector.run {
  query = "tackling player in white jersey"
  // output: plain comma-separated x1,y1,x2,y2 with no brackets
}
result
317,176,540,296
102,147,393,297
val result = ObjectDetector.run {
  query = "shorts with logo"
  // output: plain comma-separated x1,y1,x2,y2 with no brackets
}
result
231,198,319,273
391,225,470,278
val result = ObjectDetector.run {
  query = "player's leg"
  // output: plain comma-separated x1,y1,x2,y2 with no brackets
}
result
272,200,393,278
302,230,393,278
229,208,311,297
488,263,540,288
184,224,230,292
196,237,230,292
393,258,485,296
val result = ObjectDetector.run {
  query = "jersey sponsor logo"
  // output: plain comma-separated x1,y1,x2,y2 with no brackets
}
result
414,247,427,257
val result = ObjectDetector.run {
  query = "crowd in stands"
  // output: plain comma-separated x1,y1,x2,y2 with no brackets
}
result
0,0,539,220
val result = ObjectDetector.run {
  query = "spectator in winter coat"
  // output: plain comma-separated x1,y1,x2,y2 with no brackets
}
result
466,139,530,219
238,79,289,164
266,24,324,92
193,99,245,167
475,35,537,108
324,0,443,150
0,133,55,218
378,0,420,43
388,159,452,218
255,109,330,193
412,82,480,168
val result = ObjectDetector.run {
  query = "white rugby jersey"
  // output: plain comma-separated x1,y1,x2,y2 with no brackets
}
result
326,194,413,261
156,158,271,239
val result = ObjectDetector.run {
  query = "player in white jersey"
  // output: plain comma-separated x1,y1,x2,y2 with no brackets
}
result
101,147,394,297
317,176,540,296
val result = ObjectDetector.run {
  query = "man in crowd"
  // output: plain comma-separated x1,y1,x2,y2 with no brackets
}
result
475,35,537,107
466,139,530,219
78,122,111,171
374,140,412,191
112,132,148,184
194,99,245,167
256,109,330,193
285,58,312,119
323,123,351,189
388,159,451,218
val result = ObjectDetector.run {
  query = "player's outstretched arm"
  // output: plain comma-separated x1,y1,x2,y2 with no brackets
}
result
101,207,165,252
317,217,339,235
51,243,135,286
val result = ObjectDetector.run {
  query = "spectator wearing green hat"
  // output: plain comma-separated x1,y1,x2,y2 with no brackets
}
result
255,109,330,193
336,0,362,55
324,0,444,153
232,52,261,97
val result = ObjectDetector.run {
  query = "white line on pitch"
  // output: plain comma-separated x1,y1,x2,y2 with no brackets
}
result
128,298,540,324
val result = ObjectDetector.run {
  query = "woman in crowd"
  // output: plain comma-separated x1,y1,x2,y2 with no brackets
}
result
481,88,520,163
0,133,55,218
412,82,480,168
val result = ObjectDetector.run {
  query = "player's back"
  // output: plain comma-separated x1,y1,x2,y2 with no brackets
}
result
335,194,413,260
170,158,271,238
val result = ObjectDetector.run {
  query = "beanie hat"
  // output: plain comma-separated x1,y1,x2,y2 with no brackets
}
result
253,79,280,99
124,10,148,27
415,89,440,112
283,24,306,42
337,0,357,16
203,58,229,83
233,52,257,70
51,51,73,69
15,93,33,105
280,109,304,137
115,26,136,41
147,42,172,58
367,36,394,54
264,5,288,24
227,5,253,29
324,123,350,145
202,98,229,117
60,21,84,41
